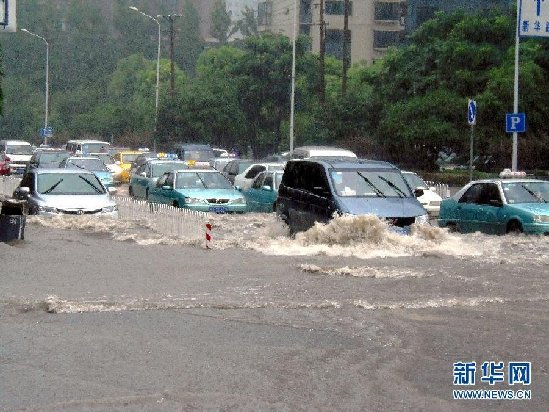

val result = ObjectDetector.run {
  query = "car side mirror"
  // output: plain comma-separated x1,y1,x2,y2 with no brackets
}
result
414,188,424,198
140,172,147,177
162,185,173,191
261,185,273,192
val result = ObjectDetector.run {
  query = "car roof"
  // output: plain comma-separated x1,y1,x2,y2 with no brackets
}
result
67,156,103,160
31,168,96,175
288,158,398,170
175,169,219,173
471,178,547,184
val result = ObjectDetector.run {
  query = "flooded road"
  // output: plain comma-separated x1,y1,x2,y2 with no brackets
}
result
1,212,548,410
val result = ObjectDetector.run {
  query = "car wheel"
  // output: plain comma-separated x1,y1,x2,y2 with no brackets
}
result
173,201,179,208
506,220,523,235
447,222,459,233
272,202,277,212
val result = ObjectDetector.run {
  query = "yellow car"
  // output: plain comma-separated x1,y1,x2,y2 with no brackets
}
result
113,151,144,183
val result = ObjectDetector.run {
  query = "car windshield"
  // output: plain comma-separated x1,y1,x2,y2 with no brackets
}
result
182,149,215,162
38,152,70,164
502,181,549,204
121,153,140,163
151,162,186,177
176,172,232,189
67,158,108,172
37,173,106,195
330,169,413,198
403,173,428,189
7,145,33,155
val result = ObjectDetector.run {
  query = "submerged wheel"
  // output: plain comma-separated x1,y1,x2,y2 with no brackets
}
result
506,220,522,235
447,222,459,233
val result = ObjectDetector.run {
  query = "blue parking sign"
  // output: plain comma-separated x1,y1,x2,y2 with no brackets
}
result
506,113,526,133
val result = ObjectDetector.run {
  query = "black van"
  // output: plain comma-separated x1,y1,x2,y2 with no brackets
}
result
172,144,215,166
276,159,428,233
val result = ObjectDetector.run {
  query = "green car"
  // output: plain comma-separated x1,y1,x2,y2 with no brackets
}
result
242,170,283,212
148,169,246,213
438,179,549,235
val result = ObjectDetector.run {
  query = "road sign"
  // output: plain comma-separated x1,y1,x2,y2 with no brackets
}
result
39,126,53,138
467,99,477,126
506,113,526,133
519,0,549,37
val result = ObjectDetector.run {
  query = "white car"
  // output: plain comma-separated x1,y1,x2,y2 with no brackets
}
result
233,162,285,191
402,171,443,217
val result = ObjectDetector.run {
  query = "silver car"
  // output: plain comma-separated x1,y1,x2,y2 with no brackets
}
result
13,168,118,217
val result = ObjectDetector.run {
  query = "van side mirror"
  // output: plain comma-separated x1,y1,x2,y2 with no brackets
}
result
414,188,424,198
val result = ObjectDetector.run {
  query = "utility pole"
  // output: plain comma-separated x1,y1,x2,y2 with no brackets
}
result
319,0,326,104
160,14,182,96
341,0,350,96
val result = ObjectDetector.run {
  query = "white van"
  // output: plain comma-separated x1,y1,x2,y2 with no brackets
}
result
290,146,357,159
0,140,34,174
65,139,111,156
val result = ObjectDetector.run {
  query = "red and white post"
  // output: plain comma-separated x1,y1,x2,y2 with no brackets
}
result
205,223,212,249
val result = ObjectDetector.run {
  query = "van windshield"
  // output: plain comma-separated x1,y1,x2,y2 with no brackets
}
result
7,145,33,155
80,142,110,154
330,170,413,198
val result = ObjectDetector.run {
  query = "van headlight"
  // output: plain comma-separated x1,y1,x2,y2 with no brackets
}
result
102,205,118,213
533,215,549,223
415,214,430,225
38,205,59,214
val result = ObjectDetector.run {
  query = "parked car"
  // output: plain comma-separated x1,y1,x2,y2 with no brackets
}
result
0,139,33,175
89,153,124,184
59,156,115,189
129,159,188,200
242,170,284,212
132,152,159,170
438,178,549,235
401,171,443,217
276,159,428,234
222,159,255,184
148,169,246,213
234,162,285,191
12,168,118,217
112,150,144,183
26,148,70,172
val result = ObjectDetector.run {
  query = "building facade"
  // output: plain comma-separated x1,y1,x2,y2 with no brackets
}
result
258,0,407,65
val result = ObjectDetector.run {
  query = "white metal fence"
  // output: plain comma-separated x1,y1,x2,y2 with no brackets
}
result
115,196,208,240
425,182,451,198
0,176,21,197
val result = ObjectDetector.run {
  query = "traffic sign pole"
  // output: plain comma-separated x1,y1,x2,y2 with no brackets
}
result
467,99,477,182
513,5,520,172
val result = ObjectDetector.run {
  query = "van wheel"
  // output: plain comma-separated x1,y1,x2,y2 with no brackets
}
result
506,220,522,235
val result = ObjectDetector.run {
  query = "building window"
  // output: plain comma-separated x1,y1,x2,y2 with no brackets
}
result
416,5,436,27
258,1,272,26
325,28,351,60
301,0,312,24
373,30,400,49
374,2,402,21
325,1,352,16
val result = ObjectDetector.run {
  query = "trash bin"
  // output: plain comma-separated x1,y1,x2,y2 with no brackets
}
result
0,200,27,242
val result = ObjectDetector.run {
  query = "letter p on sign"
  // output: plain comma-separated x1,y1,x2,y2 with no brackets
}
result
506,113,526,133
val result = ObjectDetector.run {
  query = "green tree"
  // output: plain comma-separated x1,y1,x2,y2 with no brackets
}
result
210,0,232,44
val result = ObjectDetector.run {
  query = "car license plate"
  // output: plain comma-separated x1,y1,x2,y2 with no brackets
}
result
209,206,227,214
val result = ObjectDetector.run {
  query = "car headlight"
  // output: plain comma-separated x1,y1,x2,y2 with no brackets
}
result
533,215,549,223
184,197,207,204
229,197,246,204
102,205,118,213
38,205,59,214
415,214,430,225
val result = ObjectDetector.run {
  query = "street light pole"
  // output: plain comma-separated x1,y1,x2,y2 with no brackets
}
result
129,6,161,151
159,14,182,96
21,28,49,146
289,0,298,157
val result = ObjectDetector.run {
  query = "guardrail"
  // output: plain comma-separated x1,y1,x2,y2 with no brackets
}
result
115,196,208,240
0,176,21,197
